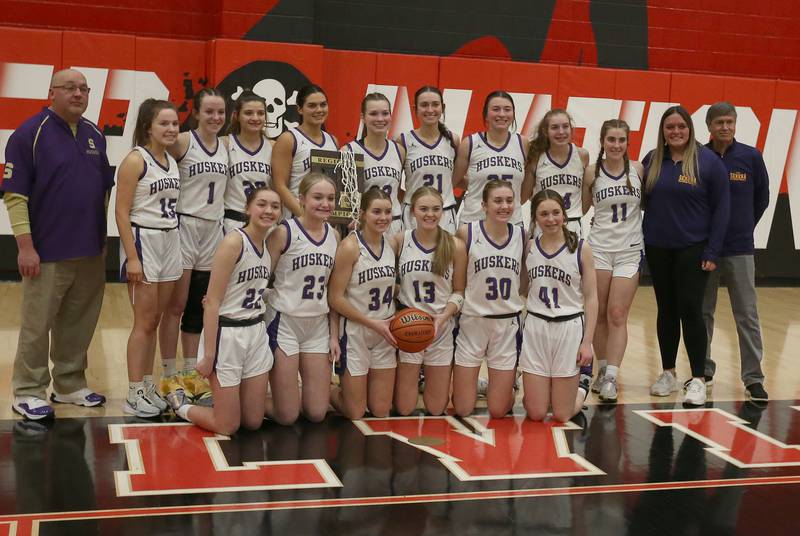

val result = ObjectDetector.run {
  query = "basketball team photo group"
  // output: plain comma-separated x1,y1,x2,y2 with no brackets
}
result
3,68,769,436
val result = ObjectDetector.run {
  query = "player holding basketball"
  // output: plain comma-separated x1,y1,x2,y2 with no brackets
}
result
520,189,597,422
581,119,644,403
272,84,338,218
265,172,339,424
523,109,589,235
343,93,405,236
158,88,228,404
453,91,529,226
393,186,467,415
168,187,281,434
398,86,460,234
222,90,272,234
328,187,398,419
115,99,182,417
453,180,524,418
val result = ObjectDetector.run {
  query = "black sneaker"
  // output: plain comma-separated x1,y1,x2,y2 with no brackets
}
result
745,383,769,403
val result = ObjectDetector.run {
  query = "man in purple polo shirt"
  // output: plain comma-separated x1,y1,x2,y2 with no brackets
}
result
1,68,114,420
701,102,770,402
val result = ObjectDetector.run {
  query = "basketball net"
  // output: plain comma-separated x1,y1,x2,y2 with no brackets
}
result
335,149,360,227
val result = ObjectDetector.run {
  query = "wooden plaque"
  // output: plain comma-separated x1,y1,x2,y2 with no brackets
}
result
309,149,365,225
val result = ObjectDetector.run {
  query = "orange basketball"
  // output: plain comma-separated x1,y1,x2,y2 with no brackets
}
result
390,308,435,353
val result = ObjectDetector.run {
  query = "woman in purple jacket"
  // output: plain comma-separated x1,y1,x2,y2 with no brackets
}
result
642,105,730,406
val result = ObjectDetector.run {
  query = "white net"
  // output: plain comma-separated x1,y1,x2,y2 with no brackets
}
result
335,149,360,226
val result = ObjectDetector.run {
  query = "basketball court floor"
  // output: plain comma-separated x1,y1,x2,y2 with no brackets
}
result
1,283,799,535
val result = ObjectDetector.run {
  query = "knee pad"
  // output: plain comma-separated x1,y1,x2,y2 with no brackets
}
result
181,270,210,334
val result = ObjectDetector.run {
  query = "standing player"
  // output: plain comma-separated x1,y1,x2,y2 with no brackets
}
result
453,180,524,418
453,91,529,226
115,99,182,417
523,109,589,235
223,91,272,234
168,187,281,434
328,188,398,419
581,119,644,403
343,93,405,236
271,84,338,218
393,186,467,416
398,86,459,234
519,189,597,422
265,173,339,425
159,88,228,403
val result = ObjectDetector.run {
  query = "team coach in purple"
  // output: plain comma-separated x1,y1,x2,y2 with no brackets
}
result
2,68,114,420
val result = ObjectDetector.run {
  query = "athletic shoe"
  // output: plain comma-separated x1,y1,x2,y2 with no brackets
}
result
577,374,591,409
124,392,162,418
683,378,707,406
166,390,189,412
12,396,54,421
477,376,489,398
160,374,186,397
193,391,214,407
683,376,714,394
146,382,169,412
745,383,769,403
650,371,678,397
591,367,606,394
50,388,106,407
598,377,618,403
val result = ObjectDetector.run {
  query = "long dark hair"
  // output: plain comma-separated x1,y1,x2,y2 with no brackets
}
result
226,90,266,136
133,98,177,147
296,84,328,126
482,90,516,132
530,189,579,253
524,109,573,189
187,87,225,131
414,86,456,150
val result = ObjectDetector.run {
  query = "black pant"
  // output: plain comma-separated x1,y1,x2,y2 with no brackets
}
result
645,242,709,378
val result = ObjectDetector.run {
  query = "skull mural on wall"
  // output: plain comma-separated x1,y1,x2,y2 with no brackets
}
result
217,61,311,140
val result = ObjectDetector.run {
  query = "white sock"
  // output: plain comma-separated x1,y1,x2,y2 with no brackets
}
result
162,358,177,377
175,404,191,420
143,374,154,388
182,357,197,373
599,359,608,370
606,365,619,379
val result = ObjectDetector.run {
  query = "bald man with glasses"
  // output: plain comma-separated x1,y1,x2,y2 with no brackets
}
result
2,68,114,420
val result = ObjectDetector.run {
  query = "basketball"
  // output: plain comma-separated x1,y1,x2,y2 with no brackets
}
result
390,308,435,353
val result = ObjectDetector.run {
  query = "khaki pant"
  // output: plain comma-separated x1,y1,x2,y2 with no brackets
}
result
12,255,105,398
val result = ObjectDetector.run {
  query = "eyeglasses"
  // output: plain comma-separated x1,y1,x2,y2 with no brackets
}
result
51,84,91,94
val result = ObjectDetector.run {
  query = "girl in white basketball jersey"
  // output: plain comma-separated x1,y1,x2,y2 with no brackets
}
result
343,93,406,235
168,187,282,434
519,189,598,422
453,180,525,418
329,188,398,419
581,120,644,403
222,91,272,233
116,99,182,417
272,84,338,218
453,91,530,226
398,86,460,234
266,173,340,425
523,109,589,235
392,186,467,416
159,88,228,402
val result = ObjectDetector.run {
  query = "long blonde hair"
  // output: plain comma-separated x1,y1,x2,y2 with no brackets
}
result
410,186,453,277
524,108,574,189
645,105,699,193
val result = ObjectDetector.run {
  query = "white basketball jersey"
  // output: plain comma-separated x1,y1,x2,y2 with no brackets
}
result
525,237,584,317
345,139,403,218
588,163,644,252
535,144,584,220
224,134,272,214
176,130,229,221
289,127,337,195
219,228,272,321
463,221,524,317
347,232,397,320
401,130,456,208
460,132,526,224
270,218,337,317
130,146,180,229
397,230,453,315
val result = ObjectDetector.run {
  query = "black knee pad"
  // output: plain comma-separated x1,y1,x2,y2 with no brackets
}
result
181,270,210,334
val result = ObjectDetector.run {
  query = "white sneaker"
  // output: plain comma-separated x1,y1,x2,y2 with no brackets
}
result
599,377,618,403
683,378,707,406
477,376,489,398
124,391,162,418
591,367,606,394
51,388,106,407
146,382,168,412
12,396,54,420
650,371,678,397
